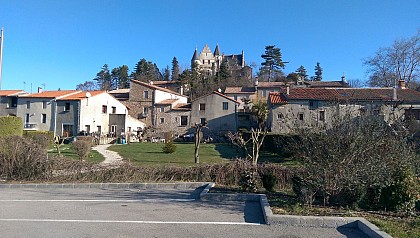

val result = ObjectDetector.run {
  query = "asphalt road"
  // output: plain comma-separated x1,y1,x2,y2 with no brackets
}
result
0,187,368,238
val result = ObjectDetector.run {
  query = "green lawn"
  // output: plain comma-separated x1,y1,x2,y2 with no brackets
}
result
48,144,105,163
108,142,238,166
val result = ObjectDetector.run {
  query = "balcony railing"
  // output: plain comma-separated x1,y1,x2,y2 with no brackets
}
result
24,123,38,130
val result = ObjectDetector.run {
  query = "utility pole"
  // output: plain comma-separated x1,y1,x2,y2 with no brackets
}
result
0,27,4,89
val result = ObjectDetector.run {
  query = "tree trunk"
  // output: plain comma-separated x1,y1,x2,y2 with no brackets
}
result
194,127,200,164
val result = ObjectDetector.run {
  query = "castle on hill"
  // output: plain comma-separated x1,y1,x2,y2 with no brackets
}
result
191,44,247,76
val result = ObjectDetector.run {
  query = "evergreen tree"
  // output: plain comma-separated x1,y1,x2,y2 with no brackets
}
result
163,66,170,81
218,60,230,82
260,45,286,82
93,64,112,90
296,65,308,81
132,59,162,82
171,57,180,81
111,65,130,89
76,81,98,91
314,62,323,81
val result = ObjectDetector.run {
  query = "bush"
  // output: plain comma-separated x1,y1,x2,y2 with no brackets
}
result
0,117,23,137
76,136,96,147
72,140,91,161
162,141,177,154
0,136,49,180
290,116,418,211
260,172,277,192
24,131,53,150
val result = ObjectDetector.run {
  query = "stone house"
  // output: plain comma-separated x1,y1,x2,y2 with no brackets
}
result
268,87,420,134
190,91,240,138
0,90,27,116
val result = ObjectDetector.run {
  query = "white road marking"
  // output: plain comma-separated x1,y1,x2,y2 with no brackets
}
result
0,199,195,202
0,219,261,226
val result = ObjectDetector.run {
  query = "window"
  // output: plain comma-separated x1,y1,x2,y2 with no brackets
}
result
112,106,116,114
144,90,149,99
181,116,188,126
277,113,284,120
199,103,206,111
200,118,206,125
41,114,47,123
25,113,30,123
26,101,30,109
222,102,228,110
110,125,117,136
62,124,74,137
299,113,304,121
7,97,17,108
160,118,165,124
143,107,149,115
319,111,325,121
97,126,102,134
65,102,70,111
42,101,47,109
85,125,90,133
102,105,107,114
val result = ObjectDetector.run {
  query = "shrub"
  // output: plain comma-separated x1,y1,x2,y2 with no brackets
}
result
0,117,23,137
24,131,53,150
72,140,91,161
260,172,277,192
0,136,49,180
76,136,96,147
162,141,177,154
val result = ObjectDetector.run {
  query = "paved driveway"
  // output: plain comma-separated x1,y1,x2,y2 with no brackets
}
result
0,186,367,238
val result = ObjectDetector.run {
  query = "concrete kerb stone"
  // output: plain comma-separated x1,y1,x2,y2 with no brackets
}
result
0,182,209,190
198,184,392,238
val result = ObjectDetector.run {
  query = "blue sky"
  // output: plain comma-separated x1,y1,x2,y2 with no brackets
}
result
0,0,419,91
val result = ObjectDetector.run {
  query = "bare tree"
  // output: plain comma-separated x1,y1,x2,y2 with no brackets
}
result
364,30,420,88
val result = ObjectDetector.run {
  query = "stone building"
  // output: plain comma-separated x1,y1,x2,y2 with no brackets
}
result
191,44,248,77
268,87,420,134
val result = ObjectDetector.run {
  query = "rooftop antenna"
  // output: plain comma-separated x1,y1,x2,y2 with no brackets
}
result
0,27,4,90
41,83,46,90
23,81,26,91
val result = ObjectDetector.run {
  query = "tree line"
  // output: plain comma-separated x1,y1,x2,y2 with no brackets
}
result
76,30,419,93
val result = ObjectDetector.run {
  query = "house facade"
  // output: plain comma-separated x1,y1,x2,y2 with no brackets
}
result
0,90,27,117
190,91,239,138
15,90,144,137
268,87,420,134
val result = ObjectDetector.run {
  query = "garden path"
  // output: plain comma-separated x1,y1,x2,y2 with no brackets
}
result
92,144,124,166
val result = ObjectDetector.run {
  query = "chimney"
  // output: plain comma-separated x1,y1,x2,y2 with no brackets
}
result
398,80,406,89
180,85,184,95
37,87,42,93
393,87,397,101
286,86,290,95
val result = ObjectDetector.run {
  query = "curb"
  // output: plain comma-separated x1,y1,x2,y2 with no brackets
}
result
0,182,209,190
199,184,392,238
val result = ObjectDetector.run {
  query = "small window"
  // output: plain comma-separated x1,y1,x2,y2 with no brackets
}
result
144,91,149,99
85,125,90,133
102,105,107,114
299,113,304,121
160,118,165,124
41,114,47,123
112,106,116,114
199,103,206,111
319,111,325,121
181,116,188,126
277,113,284,120
200,118,206,125
65,102,70,111
25,113,30,123
222,102,228,110
26,101,30,109
143,107,149,116
42,101,47,109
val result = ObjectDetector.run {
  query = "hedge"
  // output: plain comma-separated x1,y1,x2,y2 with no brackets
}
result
0,116,23,137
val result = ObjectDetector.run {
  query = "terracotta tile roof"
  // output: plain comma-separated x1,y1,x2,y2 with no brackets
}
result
305,81,350,88
155,99,178,105
224,87,255,94
58,91,105,100
270,88,420,104
131,79,186,98
19,90,81,99
286,88,343,100
172,103,191,111
269,92,288,104
0,90,27,96
257,82,285,87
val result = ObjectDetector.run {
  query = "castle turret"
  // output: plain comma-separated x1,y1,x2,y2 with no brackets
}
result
214,44,220,56
191,48,199,61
